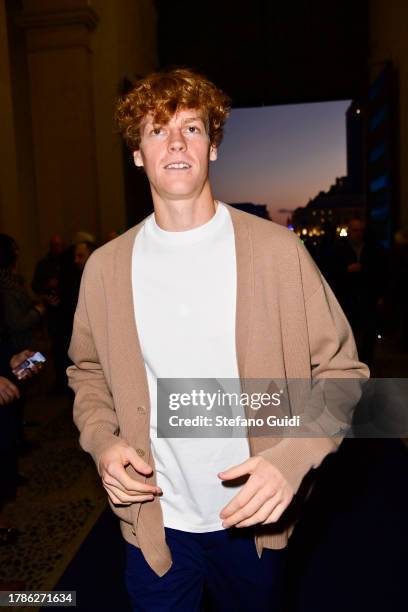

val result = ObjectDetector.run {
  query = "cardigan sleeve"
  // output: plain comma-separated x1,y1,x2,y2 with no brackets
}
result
257,246,369,495
67,260,127,475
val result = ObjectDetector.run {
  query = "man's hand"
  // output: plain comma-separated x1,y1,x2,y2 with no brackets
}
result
10,350,44,381
0,376,20,405
99,443,162,506
218,456,294,528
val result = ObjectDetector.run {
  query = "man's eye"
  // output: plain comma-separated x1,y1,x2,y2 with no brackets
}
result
186,126,200,133
152,127,163,135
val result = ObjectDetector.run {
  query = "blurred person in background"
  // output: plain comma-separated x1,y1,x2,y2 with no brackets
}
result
32,234,66,393
0,234,46,354
0,348,43,539
73,240,95,273
0,342,44,592
59,232,96,318
32,233,65,298
0,234,47,448
327,219,386,367
58,234,96,389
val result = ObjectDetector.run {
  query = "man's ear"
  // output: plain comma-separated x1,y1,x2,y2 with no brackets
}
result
133,150,143,167
210,145,218,161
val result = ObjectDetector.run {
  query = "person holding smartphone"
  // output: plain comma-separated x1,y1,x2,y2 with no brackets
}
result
0,348,44,546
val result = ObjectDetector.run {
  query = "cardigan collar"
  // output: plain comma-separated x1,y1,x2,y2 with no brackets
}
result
113,204,253,406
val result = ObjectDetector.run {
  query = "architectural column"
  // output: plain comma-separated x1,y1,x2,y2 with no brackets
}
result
0,0,22,239
18,0,100,247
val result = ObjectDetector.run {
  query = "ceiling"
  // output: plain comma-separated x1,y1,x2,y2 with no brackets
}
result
156,0,368,108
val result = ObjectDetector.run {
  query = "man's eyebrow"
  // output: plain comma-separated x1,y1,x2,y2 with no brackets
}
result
141,115,205,133
181,116,205,124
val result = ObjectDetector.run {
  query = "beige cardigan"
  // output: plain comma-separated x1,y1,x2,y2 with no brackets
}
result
68,205,369,576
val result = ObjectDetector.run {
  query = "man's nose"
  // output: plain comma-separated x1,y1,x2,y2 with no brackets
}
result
168,129,186,151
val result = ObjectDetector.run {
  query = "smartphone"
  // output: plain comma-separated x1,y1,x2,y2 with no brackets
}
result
15,351,46,380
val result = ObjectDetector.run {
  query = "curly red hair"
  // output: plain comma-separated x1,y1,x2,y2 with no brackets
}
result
115,68,231,151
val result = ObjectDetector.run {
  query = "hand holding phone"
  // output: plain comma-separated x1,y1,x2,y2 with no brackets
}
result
11,351,46,381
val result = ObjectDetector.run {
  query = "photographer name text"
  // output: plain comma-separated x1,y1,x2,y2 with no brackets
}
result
167,415,300,427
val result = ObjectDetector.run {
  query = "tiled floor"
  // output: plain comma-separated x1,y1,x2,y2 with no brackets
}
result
0,388,106,598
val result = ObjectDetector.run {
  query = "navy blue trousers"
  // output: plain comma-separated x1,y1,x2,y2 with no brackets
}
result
125,527,287,612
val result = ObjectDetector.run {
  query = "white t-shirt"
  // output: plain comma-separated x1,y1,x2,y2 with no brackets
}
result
132,202,250,532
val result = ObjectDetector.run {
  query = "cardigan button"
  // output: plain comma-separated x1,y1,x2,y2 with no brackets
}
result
136,448,145,457
136,405,146,414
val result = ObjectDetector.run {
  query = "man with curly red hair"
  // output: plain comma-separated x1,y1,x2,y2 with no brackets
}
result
68,68,368,610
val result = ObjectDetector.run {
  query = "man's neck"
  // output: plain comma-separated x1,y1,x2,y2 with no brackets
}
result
152,186,217,232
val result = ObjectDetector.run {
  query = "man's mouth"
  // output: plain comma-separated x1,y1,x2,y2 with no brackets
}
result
164,162,192,169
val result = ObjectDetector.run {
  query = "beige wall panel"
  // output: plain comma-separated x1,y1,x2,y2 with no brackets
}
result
27,42,99,242
20,0,100,247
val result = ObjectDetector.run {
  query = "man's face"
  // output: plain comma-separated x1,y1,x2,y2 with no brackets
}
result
74,242,91,270
133,108,217,201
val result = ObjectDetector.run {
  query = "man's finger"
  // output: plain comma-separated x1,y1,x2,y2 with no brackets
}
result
103,472,133,490
106,489,131,505
103,471,160,495
107,490,130,505
0,391,10,404
10,350,34,371
220,489,273,528
104,482,154,504
234,497,282,528
261,500,288,525
16,369,31,380
220,471,271,520
218,457,258,481
0,386,12,401
107,462,160,494
103,484,130,506
124,447,156,476
0,381,20,402
5,380,19,394
108,491,154,506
